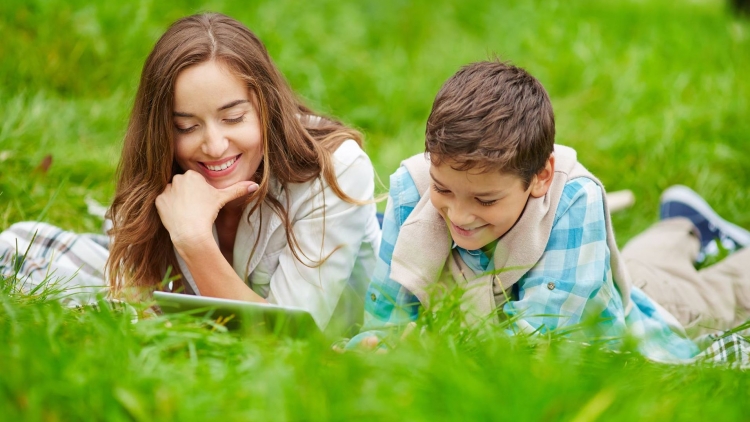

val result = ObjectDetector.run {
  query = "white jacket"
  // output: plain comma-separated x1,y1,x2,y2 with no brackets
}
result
177,139,381,332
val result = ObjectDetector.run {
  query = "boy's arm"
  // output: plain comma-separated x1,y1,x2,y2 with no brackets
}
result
503,178,625,336
346,167,422,349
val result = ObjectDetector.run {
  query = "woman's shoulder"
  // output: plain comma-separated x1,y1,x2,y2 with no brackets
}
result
331,139,371,172
282,139,373,200
297,113,370,171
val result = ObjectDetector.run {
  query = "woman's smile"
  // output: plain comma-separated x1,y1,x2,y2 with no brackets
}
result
200,154,242,176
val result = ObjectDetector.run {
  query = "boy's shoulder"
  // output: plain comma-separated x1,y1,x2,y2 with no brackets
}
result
395,153,432,195
561,176,602,201
388,165,422,212
553,177,605,226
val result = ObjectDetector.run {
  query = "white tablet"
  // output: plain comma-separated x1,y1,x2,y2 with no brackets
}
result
153,291,320,337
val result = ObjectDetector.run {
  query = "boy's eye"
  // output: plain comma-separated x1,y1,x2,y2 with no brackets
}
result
432,184,449,194
477,199,497,207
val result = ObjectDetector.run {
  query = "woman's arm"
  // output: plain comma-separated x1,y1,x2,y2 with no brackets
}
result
264,141,380,329
155,170,265,302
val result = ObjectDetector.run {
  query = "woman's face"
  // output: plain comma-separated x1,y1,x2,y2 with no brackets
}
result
172,60,263,190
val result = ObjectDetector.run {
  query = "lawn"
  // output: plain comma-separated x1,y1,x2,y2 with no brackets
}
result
1,0,750,420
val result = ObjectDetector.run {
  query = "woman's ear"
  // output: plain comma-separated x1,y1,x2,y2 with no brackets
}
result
529,154,555,198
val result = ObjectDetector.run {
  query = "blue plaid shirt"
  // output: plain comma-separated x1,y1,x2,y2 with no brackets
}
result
349,166,700,362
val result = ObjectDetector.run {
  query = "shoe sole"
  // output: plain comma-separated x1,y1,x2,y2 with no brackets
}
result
660,185,750,247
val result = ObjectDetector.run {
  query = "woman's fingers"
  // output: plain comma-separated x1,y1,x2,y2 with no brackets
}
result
169,170,257,209
169,169,218,186
216,181,259,208
156,171,258,247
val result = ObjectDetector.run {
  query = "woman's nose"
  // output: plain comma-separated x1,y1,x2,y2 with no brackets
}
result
201,124,229,157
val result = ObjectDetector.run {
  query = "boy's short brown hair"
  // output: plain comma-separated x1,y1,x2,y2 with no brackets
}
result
425,61,555,188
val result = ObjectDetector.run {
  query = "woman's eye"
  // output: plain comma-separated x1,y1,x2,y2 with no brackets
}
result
175,125,196,134
225,115,245,124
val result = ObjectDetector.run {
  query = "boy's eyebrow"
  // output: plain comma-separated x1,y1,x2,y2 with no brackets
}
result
429,170,505,197
429,170,446,187
173,99,249,117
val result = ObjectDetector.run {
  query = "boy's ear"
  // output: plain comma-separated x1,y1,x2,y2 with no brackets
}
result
529,154,555,198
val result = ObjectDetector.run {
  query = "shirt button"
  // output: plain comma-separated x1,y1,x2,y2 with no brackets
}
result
370,293,377,302
547,282,555,290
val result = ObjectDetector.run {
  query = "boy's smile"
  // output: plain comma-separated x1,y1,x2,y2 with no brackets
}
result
429,157,554,251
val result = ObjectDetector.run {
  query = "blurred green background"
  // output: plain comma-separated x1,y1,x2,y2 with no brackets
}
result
1,0,749,244
2,1,750,421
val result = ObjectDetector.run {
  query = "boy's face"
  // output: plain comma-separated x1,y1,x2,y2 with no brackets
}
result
429,159,551,251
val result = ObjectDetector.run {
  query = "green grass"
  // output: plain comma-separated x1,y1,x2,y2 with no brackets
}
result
3,279,750,421
2,0,750,420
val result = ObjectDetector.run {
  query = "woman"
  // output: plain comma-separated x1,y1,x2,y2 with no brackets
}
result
2,13,381,334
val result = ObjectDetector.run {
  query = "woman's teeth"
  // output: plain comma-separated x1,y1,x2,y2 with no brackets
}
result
205,156,237,171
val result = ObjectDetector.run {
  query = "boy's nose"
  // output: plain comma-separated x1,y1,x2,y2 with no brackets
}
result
447,207,475,228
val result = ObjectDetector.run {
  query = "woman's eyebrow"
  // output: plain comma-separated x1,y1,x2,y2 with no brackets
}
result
218,99,249,111
173,99,249,117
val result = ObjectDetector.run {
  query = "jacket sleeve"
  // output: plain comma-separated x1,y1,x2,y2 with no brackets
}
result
265,140,380,330
346,166,422,348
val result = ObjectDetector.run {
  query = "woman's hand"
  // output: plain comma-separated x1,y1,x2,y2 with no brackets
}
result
155,170,258,250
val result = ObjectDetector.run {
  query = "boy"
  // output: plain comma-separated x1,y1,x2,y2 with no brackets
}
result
348,61,750,363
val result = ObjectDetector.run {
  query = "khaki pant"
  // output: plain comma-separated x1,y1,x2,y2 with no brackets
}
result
622,217,750,335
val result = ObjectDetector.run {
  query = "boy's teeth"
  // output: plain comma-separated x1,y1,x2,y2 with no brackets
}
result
205,156,237,171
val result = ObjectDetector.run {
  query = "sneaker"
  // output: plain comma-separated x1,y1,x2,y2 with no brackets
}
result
660,185,750,261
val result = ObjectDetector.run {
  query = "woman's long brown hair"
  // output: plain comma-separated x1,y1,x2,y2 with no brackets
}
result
107,13,363,296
